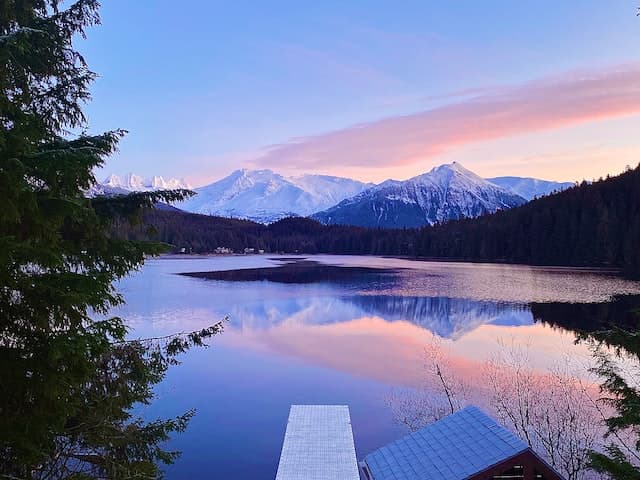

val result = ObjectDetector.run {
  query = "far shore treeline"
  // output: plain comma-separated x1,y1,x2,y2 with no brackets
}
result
115,164,640,277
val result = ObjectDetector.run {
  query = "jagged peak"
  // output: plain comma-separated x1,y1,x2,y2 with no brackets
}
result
98,173,191,191
406,161,486,188
429,161,480,177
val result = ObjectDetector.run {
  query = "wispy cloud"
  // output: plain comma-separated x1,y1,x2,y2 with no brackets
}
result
254,64,640,169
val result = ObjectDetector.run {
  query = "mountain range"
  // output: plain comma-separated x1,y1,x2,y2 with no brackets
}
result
94,164,572,227
312,162,527,228
86,174,192,197
177,169,372,224
103,174,192,191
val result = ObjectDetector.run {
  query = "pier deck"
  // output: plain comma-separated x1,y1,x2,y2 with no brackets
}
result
275,405,359,480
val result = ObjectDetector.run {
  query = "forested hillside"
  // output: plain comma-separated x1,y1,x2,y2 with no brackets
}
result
116,213,416,256
415,165,640,275
115,165,640,276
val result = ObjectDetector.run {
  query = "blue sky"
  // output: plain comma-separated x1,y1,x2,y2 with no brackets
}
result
80,1,640,186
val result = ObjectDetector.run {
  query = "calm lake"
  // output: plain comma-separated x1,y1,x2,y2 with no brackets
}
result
113,255,640,479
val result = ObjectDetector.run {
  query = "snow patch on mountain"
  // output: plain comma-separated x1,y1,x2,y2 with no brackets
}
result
487,176,574,200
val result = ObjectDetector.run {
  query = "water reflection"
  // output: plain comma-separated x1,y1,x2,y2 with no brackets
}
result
531,295,640,333
223,295,532,340
177,254,640,303
216,295,591,387
111,255,640,480
345,296,532,338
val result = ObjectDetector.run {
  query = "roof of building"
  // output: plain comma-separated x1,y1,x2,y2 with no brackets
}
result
363,406,529,480
275,405,360,480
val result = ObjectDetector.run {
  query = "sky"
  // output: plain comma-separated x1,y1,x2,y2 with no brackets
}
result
79,1,640,187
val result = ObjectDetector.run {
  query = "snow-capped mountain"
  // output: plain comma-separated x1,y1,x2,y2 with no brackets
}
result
487,176,573,200
311,162,527,228
86,174,192,197
100,174,192,191
89,167,571,226
177,169,372,223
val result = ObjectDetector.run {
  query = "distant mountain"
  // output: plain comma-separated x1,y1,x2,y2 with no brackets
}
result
98,174,191,192
86,173,192,198
487,176,574,200
92,168,571,226
177,169,372,223
312,162,526,228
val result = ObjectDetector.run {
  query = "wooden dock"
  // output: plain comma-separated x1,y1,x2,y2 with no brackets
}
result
275,405,360,480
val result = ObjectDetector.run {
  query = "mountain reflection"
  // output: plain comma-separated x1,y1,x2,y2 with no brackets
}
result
226,295,533,339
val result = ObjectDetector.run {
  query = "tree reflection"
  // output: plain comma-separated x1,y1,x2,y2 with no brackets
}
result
532,296,640,479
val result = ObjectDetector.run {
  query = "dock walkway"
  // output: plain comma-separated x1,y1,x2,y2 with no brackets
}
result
275,405,360,480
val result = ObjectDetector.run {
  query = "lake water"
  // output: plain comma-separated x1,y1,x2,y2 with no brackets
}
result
113,254,640,479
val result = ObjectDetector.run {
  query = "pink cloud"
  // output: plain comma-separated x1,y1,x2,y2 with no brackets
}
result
255,64,640,169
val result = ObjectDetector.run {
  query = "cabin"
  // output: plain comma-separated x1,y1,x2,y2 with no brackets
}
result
360,406,564,480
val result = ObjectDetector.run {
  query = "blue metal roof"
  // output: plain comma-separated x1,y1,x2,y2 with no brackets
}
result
363,406,528,480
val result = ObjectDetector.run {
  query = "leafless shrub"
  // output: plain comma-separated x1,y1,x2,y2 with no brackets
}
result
386,338,469,431
387,337,609,480
485,340,605,480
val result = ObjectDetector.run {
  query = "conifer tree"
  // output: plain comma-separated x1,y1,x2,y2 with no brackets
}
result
0,2,222,478
587,327,640,479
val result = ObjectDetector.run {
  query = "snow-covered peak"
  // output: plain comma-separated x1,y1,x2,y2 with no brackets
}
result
103,174,121,187
179,169,371,223
97,174,192,192
312,162,527,228
413,162,484,186
124,173,145,190
153,176,193,190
